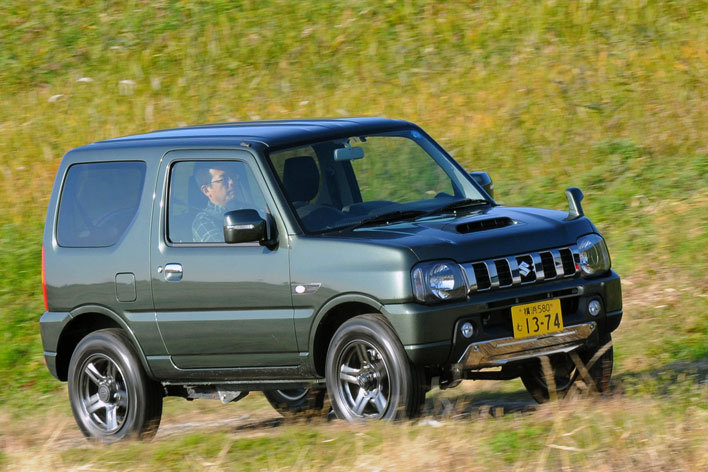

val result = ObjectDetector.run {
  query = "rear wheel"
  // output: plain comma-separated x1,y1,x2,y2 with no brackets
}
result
263,387,327,417
521,334,613,403
68,329,163,442
325,314,424,421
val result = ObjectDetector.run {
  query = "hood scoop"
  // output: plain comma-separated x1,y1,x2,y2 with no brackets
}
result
456,217,515,234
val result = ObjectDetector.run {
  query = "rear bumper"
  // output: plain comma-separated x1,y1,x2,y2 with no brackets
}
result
40,311,72,380
43,352,59,379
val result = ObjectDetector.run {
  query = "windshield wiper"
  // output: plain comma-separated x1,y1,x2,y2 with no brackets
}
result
343,209,428,231
424,198,490,216
326,199,490,234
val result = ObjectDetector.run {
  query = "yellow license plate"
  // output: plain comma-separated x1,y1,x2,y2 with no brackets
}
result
511,299,564,339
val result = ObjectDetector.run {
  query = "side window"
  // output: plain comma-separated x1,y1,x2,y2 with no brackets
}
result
56,161,146,247
167,160,268,244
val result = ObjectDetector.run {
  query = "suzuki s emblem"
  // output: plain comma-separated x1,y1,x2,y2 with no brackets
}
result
519,261,533,277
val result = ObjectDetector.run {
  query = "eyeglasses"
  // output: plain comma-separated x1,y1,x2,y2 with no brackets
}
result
210,173,236,185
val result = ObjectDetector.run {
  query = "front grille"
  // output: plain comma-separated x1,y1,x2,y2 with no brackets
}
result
540,252,556,279
461,245,579,294
473,263,491,290
560,248,576,274
495,260,513,286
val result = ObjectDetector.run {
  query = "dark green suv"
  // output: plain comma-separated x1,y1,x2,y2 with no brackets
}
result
40,118,622,441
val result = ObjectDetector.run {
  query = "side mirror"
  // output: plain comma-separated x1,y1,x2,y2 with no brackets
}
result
223,209,266,244
469,171,494,199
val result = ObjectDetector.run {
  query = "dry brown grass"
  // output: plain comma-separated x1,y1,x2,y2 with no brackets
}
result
1,388,706,471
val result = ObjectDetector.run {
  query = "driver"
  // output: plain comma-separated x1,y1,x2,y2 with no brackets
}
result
192,162,245,242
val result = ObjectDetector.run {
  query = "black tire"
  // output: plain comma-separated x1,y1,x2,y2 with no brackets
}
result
263,387,327,417
67,328,163,442
325,314,424,421
521,333,613,403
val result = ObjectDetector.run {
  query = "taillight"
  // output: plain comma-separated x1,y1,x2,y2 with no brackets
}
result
42,245,49,312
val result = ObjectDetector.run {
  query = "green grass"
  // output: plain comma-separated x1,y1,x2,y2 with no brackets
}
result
489,423,547,463
0,222,59,408
0,0,706,468
55,424,385,471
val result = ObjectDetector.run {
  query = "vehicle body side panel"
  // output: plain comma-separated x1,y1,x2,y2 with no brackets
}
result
42,145,163,358
288,236,419,353
150,149,298,371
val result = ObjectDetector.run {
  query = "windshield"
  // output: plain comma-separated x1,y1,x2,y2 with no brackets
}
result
268,130,487,233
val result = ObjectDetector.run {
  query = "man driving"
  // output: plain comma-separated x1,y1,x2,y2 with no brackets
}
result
192,162,244,242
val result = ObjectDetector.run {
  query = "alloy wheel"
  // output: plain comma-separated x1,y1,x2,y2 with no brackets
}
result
77,353,129,434
337,340,391,419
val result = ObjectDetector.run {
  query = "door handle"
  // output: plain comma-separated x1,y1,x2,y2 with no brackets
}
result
163,263,183,282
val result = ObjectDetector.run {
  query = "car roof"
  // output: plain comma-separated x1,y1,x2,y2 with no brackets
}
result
97,117,416,149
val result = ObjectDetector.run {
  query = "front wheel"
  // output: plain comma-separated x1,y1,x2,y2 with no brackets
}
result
67,329,163,442
263,387,327,417
325,314,424,422
521,334,613,403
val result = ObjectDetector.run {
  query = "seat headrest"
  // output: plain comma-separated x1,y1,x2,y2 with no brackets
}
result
188,175,208,209
283,156,319,203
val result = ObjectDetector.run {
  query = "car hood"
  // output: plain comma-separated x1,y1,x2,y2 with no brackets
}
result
331,205,596,263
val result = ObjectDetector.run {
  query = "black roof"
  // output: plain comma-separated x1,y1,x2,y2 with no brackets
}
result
99,117,416,149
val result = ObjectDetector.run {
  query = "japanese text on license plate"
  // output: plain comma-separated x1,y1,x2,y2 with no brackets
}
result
511,299,563,339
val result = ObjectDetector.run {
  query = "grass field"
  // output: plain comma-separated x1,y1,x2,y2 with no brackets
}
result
0,0,706,470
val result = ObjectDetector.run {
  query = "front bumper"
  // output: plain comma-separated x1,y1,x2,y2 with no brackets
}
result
455,321,596,368
383,270,622,367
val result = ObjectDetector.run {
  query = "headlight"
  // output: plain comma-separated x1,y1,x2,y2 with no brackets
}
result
577,234,611,277
412,261,468,303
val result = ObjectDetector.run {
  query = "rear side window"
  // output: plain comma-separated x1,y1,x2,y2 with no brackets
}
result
56,161,146,247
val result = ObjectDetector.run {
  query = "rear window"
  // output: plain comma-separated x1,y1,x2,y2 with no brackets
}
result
56,161,146,247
